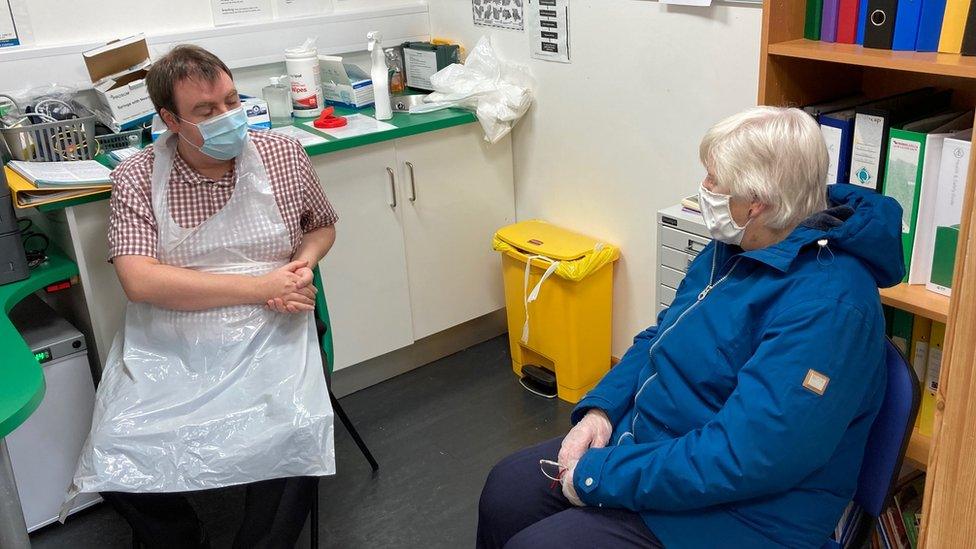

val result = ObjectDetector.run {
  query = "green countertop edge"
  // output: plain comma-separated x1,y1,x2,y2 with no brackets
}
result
36,107,478,213
302,106,477,156
0,243,78,437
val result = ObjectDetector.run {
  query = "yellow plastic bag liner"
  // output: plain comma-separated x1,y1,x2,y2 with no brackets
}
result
492,220,619,282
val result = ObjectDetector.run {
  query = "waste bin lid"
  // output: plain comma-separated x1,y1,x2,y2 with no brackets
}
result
495,220,604,261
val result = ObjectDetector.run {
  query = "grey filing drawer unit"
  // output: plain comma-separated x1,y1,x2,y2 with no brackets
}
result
656,204,711,316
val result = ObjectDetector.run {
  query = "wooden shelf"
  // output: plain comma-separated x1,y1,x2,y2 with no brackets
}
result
906,431,931,470
767,39,976,80
880,284,950,324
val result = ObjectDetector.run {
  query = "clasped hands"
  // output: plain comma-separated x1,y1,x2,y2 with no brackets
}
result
551,408,612,507
259,260,317,314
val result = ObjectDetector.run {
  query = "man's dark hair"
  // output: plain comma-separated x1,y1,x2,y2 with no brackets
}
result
146,45,233,117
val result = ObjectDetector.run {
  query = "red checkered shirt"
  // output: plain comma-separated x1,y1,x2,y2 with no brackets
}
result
108,130,337,261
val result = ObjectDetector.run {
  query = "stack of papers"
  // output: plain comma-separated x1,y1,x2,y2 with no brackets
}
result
8,160,113,188
304,114,397,139
4,162,112,209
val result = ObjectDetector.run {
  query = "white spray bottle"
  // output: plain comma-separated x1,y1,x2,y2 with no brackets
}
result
368,31,392,121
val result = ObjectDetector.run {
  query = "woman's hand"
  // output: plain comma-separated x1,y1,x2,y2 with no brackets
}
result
561,460,584,507
558,409,612,466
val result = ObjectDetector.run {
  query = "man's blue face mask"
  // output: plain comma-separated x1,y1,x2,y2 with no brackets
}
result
178,106,248,161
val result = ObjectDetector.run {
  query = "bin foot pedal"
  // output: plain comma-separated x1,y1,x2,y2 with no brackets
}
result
519,365,557,399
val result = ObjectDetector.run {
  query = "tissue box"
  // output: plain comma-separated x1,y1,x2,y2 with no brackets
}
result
319,56,374,109
83,35,155,131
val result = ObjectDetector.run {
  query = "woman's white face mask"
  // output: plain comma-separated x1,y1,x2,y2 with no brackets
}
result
699,184,751,246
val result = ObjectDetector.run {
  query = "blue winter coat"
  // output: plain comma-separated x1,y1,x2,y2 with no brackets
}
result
572,185,905,548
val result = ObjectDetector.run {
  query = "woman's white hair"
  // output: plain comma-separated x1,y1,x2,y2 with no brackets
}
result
699,106,828,230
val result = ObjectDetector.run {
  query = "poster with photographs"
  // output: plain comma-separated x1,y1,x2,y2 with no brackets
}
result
472,0,524,31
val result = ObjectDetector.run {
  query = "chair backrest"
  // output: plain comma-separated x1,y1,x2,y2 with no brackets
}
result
311,266,335,374
853,338,921,517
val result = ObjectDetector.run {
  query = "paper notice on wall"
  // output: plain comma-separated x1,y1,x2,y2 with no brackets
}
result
528,0,570,63
473,0,524,31
274,0,331,20
660,0,713,6
0,0,30,48
211,0,273,26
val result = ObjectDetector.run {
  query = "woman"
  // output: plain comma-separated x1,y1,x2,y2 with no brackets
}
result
477,106,905,548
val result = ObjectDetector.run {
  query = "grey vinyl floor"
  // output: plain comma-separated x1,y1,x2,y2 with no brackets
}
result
29,335,574,548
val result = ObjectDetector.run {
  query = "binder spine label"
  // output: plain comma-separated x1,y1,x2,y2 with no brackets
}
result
822,125,843,184
851,113,886,188
886,137,923,234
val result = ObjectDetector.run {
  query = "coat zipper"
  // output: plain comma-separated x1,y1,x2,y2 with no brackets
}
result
620,249,742,442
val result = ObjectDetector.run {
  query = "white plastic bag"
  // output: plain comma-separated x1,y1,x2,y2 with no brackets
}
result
417,36,535,144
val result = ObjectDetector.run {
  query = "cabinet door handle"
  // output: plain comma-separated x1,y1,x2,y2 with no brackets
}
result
406,161,417,202
386,167,397,208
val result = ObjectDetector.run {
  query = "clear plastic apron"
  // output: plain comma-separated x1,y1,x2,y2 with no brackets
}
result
66,134,335,500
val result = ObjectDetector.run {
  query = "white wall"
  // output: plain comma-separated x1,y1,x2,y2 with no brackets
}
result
428,0,763,355
0,3,428,96
18,0,416,46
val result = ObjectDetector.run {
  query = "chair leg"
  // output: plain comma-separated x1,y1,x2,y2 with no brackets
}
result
310,481,319,549
329,389,379,472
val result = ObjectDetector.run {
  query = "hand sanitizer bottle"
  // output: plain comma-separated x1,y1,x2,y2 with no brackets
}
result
263,76,293,127
368,31,392,121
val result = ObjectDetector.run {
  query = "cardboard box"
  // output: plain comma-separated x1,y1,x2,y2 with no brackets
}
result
318,56,374,109
83,35,155,131
241,96,271,129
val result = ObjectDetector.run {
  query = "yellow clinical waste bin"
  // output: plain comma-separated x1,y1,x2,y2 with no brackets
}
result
493,220,620,403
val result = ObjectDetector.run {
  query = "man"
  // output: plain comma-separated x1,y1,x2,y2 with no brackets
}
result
477,106,906,548
67,45,338,548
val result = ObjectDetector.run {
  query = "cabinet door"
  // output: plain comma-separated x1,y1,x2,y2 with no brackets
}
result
310,142,414,370
396,125,515,339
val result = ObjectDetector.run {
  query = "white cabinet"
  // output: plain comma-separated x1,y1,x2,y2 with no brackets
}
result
310,142,415,371
310,123,515,366
656,204,710,315
397,126,515,339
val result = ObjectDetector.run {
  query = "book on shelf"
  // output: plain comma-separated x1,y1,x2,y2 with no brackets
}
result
909,120,972,285
799,0,976,56
938,0,972,53
926,131,972,296
882,111,970,281
849,88,951,192
918,321,946,437
917,0,949,52
889,308,915,356
909,315,932,390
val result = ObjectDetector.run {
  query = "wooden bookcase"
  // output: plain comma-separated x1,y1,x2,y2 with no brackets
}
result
758,2,976,547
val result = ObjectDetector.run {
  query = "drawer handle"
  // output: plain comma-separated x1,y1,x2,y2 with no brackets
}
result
406,161,417,202
386,167,397,208
685,239,706,254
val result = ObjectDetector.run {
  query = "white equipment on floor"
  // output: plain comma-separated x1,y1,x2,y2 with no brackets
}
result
7,294,100,532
